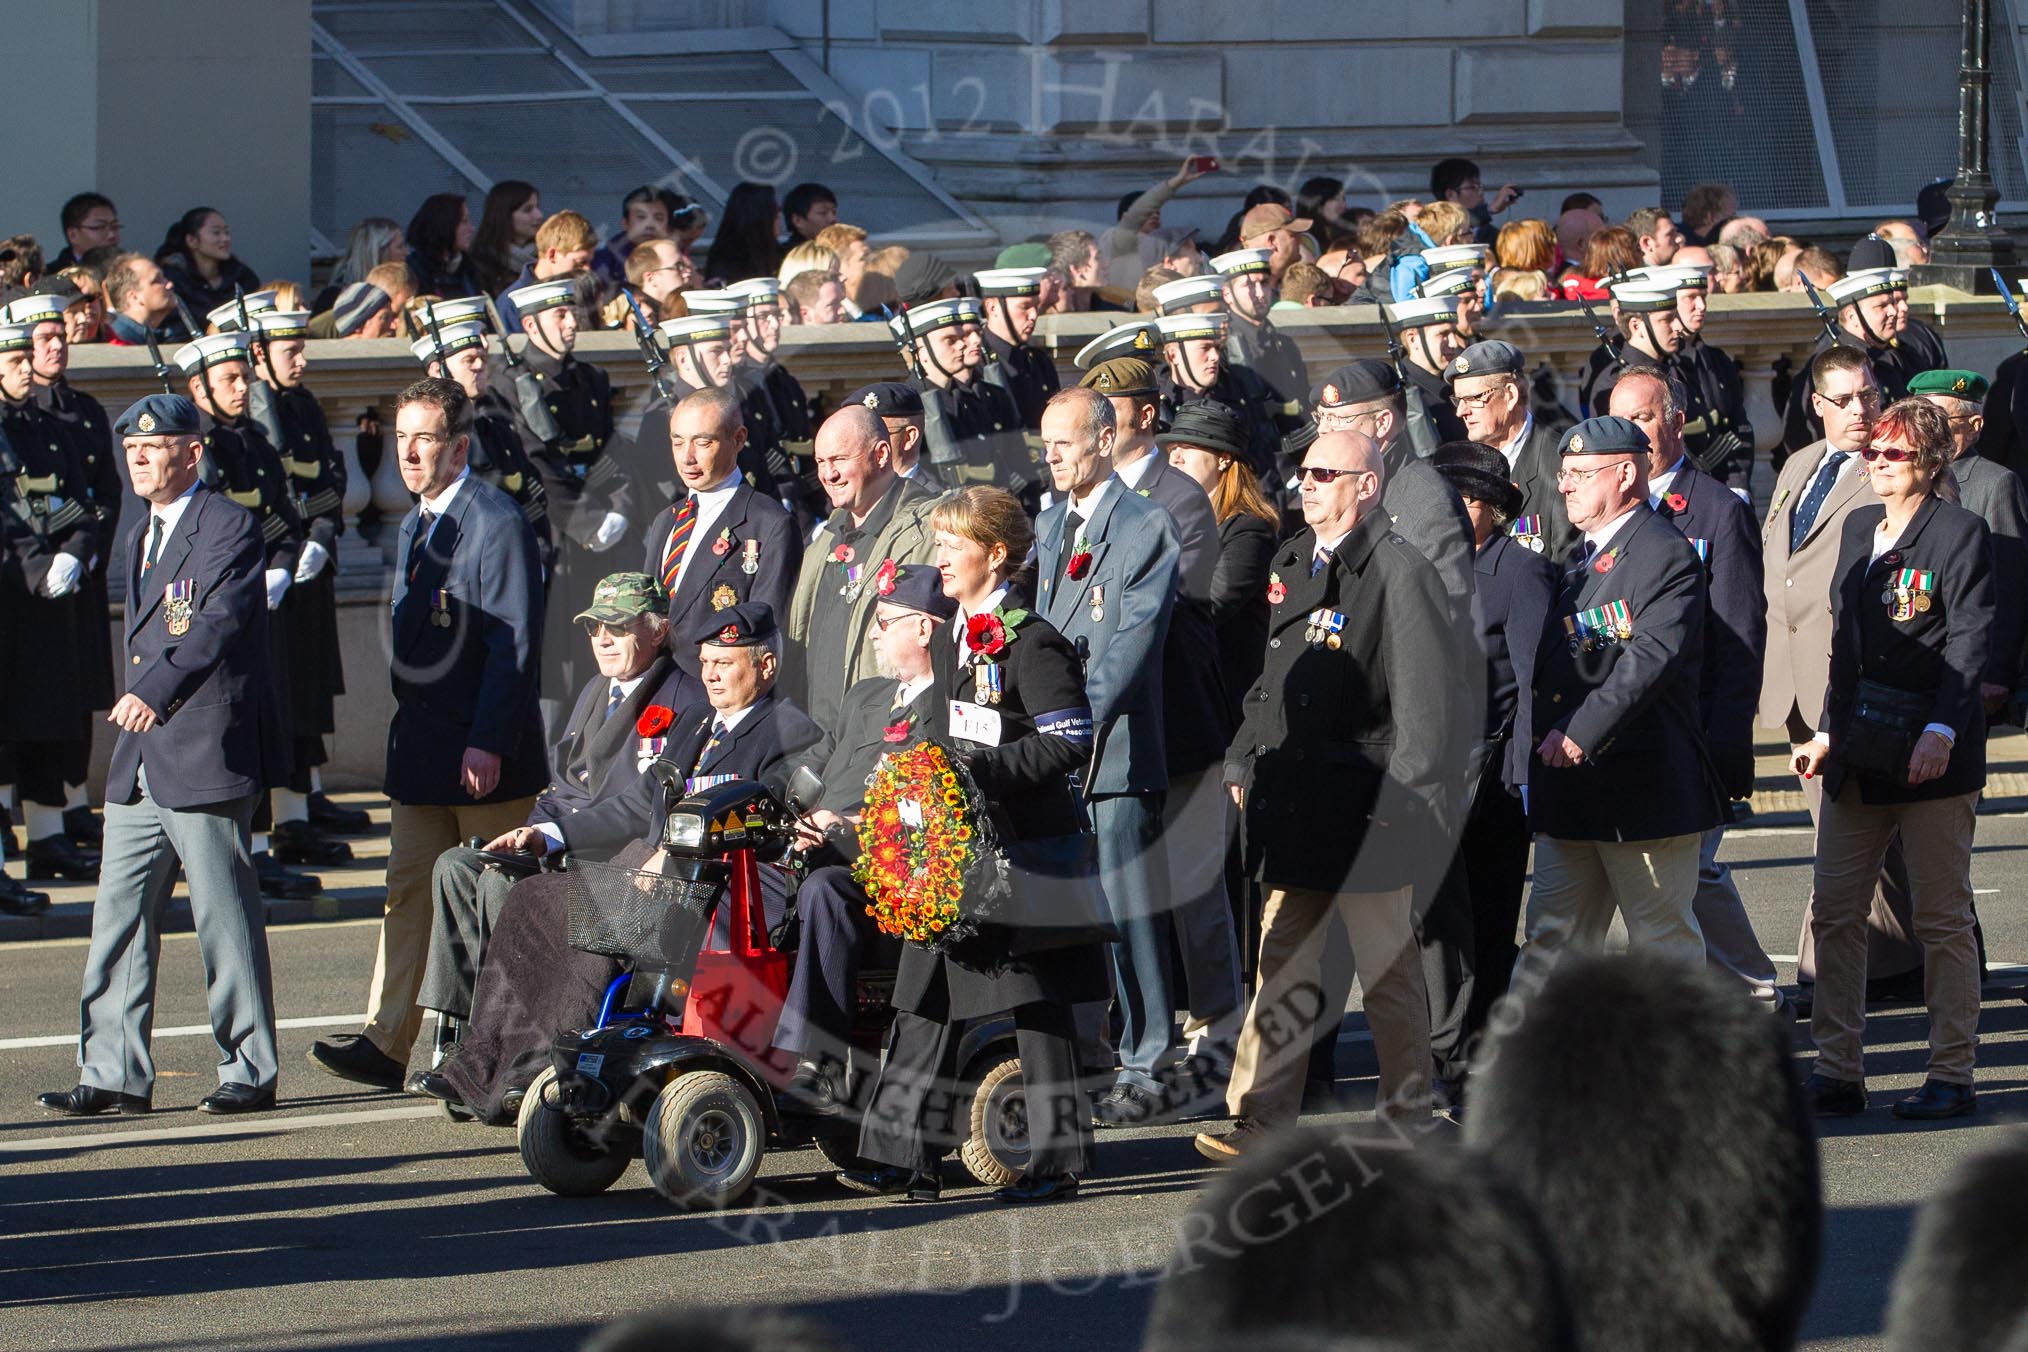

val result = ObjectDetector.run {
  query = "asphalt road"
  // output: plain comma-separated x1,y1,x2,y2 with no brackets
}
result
3,815,2025,1352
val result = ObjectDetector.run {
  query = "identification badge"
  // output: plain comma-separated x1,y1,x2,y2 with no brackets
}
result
164,579,194,637
949,699,1004,747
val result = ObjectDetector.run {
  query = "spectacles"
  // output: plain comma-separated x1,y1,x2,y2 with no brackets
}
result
1860,445,1915,462
1555,461,1629,486
1298,464,1371,485
1452,386,1512,411
872,611,926,632
1820,388,1885,411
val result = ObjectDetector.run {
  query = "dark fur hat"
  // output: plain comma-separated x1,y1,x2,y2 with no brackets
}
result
1884,1141,2028,1351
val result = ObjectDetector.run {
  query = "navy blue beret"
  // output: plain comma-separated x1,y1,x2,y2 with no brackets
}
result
113,394,201,438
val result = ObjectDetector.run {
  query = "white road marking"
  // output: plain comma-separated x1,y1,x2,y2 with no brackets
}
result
0,1104,436,1155
0,917,383,951
0,1014,363,1052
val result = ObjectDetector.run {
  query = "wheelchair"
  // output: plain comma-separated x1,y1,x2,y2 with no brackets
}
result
516,773,1031,1210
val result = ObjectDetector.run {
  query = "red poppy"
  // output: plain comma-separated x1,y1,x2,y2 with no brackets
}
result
711,534,732,556
1882,551,1902,568
636,705,675,737
965,612,1007,656
1665,492,1688,513
1066,550,1093,581
874,558,898,596
832,542,855,565
1594,552,1616,575
882,717,912,744
1267,580,1287,605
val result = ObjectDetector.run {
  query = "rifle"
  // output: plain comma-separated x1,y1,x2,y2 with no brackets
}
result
619,288,678,403
172,293,204,342
1798,275,1847,348
1376,303,1410,385
140,329,176,395
1576,291,1623,358
481,293,560,444
1992,268,2028,349
238,284,287,449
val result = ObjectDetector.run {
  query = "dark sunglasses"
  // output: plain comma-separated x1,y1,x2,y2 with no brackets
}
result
1860,445,1914,462
1298,464,1368,485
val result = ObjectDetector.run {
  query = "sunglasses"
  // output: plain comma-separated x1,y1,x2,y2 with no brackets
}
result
1298,464,1370,485
1860,445,1915,462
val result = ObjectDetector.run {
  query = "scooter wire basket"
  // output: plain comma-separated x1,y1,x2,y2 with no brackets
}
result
565,859,718,971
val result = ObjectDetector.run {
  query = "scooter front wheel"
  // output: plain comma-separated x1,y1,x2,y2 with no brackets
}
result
643,1070,766,1209
518,1067,634,1196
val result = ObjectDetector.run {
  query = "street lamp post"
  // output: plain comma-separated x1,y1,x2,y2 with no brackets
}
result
1915,0,2018,292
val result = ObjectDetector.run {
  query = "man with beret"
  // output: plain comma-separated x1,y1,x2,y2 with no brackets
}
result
505,277,634,702
644,386,800,678
1388,295,1470,458
1913,368,2028,709
176,330,320,898
847,381,932,483
414,314,554,570
786,405,937,735
413,601,822,1121
892,297,1033,505
1429,441,1556,1048
1085,361,1245,1082
1153,311,1283,479
1779,266,1946,467
777,564,953,1115
1518,415,1726,977
309,376,546,1092
1212,247,1309,435
974,267,1061,433
39,394,283,1116
406,571,702,1085
1610,369,1779,1005
1448,339,1576,558
0,315,108,885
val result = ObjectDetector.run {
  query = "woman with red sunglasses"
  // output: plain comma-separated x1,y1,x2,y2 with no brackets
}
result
1793,398,1993,1123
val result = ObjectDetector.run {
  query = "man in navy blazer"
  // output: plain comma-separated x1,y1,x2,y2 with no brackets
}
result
40,394,284,1117
311,377,545,1091
1034,386,1182,1124
1611,370,1781,1005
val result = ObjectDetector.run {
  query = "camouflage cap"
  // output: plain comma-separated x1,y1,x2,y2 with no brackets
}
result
574,572,666,626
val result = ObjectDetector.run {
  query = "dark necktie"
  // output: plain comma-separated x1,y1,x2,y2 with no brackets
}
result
1790,451,1849,552
1059,510,1085,581
141,515,165,578
603,683,624,725
692,719,727,774
406,508,436,583
1310,544,1334,577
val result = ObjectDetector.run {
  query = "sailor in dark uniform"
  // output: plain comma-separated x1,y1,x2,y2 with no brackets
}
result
1390,295,1470,458
412,314,554,572
635,313,778,505
973,266,1061,434
727,276,823,514
894,296,1034,507
1152,312,1284,479
175,331,320,899
504,277,635,702
1583,278,1698,424
1211,247,1309,437
1649,264,1757,492
1780,267,1946,468
686,288,799,510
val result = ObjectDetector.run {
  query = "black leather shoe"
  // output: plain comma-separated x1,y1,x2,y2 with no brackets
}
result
38,1083,149,1116
782,1060,846,1117
500,1086,526,1118
199,1083,276,1114
1092,1082,1160,1128
0,875,51,916
25,833,99,882
406,1069,460,1102
1804,1072,1869,1117
836,1165,910,1196
254,851,322,900
1892,1079,1975,1121
996,1173,1079,1203
271,820,353,866
62,805,104,849
308,791,372,834
307,1033,406,1089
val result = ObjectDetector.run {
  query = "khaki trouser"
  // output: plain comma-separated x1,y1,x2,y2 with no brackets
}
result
1787,705,1923,983
362,797,536,1060
1808,785,1980,1085
1227,884,1431,1126
1520,833,1705,972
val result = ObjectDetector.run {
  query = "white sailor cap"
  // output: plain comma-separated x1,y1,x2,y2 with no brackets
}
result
1418,268,1480,299
173,331,255,372
1387,295,1460,329
206,290,279,333
1073,321,1160,370
1151,274,1227,315
1210,248,1273,278
681,288,747,316
973,267,1047,298
0,321,34,353
724,277,782,308
506,278,577,317
1155,311,1230,345
658,314,733,345
0,293,67,328
1607,280,1676,313
1828,268,1905,306
887,297,976,343
411,319,488,365
1636,265,1711,292
252,309,312,340
1422,243,1490,274
418,296,492,329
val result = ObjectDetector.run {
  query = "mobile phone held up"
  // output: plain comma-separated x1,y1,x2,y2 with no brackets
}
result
1189,155,1220,175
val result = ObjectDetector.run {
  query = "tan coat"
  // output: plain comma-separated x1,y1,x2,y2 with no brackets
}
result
787,484,939,693
1759,437,1875,731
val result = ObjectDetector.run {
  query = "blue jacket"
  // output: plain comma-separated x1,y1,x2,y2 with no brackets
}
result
1654,459,1766,781
384,473,547,806
107,485,286,810
1035,478,1180,795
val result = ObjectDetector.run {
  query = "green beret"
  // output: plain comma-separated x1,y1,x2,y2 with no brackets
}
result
1906,369,1990,402
995,242,1053,269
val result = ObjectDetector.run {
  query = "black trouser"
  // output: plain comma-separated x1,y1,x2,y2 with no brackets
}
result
858,1002,1091,1179
1458,756,1531,1051
7,740,86,805
1416,856,1477,1084
773,864,899,1060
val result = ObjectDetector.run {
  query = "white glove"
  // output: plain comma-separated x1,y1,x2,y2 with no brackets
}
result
42,553,84,598
294,540,331,583
265,567,292,610
589,510,629,552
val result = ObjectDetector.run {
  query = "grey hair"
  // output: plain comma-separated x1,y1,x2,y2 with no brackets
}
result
1614,367,1686,421
1045,385,1117,443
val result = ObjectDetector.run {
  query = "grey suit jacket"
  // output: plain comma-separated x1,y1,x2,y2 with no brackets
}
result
1379,438,1476,620
1759,438,1873,731
1946,452,2028,690
1035,477,1180,795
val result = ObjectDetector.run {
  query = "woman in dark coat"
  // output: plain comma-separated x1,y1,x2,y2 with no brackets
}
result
1794,398,1993,1122
154,207,263,319
1163,410,1280,714
849,487,1108,1204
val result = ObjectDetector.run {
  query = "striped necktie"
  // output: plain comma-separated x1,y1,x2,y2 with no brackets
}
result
692,719,726,775
659,496,697,592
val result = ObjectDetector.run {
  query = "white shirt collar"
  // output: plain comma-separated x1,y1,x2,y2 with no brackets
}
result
686,470,742,505
1498,412,1535,467
1114,448,1160,491
897,672,936,705
956,585,1010,651
1582,503,1640,553
419,466,470,518
1817,441,1862,478
1648,456,1686,504
1067,474,1118,518
611,672,649,700
1312,526,1352,557
711,700,757,734
147,478,202,540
